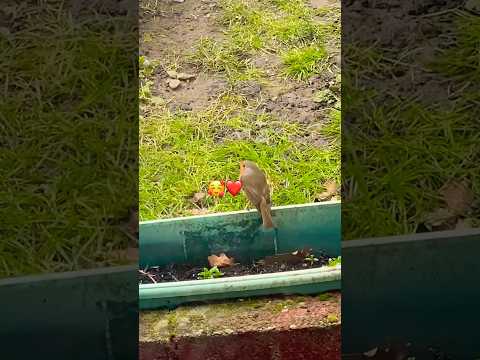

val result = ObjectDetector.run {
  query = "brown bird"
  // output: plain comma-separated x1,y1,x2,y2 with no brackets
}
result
239,160,274,229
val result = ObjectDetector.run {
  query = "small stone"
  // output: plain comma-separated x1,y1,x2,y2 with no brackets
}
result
177,72,196,80
191,330,203,336
173,0,185,3
166,70,178,79
289,324,298,329
168,79,181,89
191,192,206,204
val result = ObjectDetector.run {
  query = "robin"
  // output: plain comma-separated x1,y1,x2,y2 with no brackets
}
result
239,160,274,229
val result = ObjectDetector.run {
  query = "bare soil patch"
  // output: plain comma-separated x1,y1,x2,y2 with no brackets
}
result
156,70,229,112
141,0,340,132
141,0,223,59
344,0,469,106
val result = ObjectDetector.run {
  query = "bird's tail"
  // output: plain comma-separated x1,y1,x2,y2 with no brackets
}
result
260,197,274,229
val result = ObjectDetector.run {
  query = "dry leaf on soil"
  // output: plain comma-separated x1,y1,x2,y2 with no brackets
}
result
191,192,207,204
315,180,339,202
439,179,474,215
423,207,456,231
208,253,235,268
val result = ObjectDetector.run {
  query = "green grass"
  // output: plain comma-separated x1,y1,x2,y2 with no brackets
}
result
190,0,336,83
317,293,334,301
322,106,341,148
140,0,340,220
343,14,480,239
0,4,137,277
140,56,158,101
343,96,479,238
430,13,480,83
189,38,251,81
282,45,328,80
140,99,339,220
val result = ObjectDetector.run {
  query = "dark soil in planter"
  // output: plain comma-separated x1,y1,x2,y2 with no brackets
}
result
139,251,334,284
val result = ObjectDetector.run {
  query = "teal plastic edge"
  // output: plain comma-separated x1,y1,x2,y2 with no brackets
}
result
140,265,341,309
342,228,480,358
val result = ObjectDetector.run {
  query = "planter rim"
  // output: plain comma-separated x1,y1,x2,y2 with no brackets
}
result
343,228,480,248
140,201,341,225
139,265,341,300
0,265,136,286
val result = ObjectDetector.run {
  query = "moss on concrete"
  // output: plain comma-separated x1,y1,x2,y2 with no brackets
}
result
140,292,341,342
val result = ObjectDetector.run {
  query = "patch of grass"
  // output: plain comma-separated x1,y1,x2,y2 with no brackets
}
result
166,312,178,337
282,45,328,80
322,105,341,148
190,37,247,79
430,13,480,83
313,6,341,43
192,0,333,83
269,16,318,45
140,98,339,220
140,0,341,221
317,293,334,301
0,4,137,277
268,0,312,17
190,38,264,82
139,55,159,102
271,302,286,313
343,95,479,238
342,10,480,239
326,314,339,323
221,1,268,51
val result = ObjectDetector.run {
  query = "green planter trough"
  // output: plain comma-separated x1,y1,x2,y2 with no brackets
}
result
342,228,480,359
139,201,341,310
0,265,138,360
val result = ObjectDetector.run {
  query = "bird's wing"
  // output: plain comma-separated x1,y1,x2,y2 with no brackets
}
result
241,181,262,212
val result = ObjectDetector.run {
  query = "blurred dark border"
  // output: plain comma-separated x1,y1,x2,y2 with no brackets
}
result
0,1,139,358
342,0,480,357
